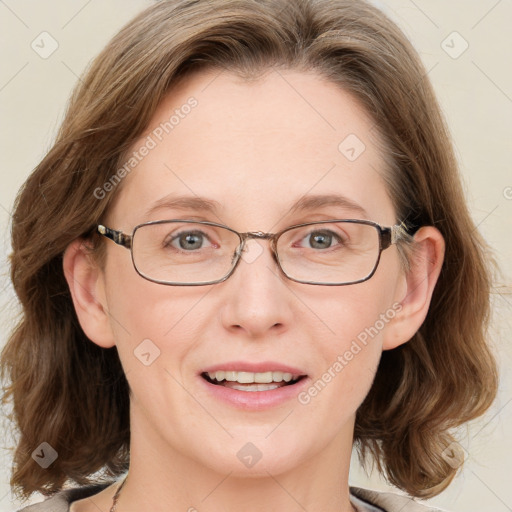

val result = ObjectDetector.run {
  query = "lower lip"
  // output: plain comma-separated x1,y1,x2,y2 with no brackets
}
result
199,375,309,410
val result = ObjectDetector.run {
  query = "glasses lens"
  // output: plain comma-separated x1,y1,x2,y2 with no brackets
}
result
276,221,380,284
132,221,240,284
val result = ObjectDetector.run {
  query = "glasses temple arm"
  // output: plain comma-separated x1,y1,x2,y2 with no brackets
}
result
97,225,132,249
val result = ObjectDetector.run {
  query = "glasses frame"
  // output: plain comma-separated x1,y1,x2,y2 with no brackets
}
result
97,219,410,286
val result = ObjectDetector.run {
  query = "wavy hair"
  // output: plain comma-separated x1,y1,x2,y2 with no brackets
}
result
1,0,498,502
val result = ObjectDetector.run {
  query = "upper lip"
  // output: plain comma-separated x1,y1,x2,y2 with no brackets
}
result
200,361,307,376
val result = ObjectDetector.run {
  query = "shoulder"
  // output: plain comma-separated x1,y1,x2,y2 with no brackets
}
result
14,483,110,512
350,486,449,512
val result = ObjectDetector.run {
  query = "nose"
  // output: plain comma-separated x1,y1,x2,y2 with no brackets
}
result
219,238,294,338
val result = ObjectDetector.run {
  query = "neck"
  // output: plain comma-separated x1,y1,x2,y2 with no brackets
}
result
115,404,357,512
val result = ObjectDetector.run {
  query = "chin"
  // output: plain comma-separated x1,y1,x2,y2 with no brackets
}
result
182,432,299,475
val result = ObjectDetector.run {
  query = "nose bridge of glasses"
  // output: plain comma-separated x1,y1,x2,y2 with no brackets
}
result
237,231,278,259
242,231,273,240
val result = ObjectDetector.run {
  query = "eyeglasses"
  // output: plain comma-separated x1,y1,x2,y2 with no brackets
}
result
97,219,410,286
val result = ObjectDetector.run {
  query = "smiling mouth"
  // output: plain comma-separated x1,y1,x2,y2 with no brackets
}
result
201,371,307,392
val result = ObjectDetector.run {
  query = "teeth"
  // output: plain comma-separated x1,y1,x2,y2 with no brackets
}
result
229,383,282,392
207,370,299,384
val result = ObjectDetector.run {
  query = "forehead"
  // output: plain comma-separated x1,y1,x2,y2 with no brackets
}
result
108,68,395,230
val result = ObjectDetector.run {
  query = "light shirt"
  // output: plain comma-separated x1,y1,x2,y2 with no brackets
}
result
15,483,446,511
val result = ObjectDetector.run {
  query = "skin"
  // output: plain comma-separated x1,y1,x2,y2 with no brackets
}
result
64,68,444,512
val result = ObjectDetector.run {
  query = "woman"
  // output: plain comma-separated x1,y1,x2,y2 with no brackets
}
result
1,0,498,511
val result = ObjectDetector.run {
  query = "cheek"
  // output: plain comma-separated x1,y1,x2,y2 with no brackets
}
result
102,275,208,418
102,252,208,363
304,259,401,351
298,267,401,410
314,295,386,387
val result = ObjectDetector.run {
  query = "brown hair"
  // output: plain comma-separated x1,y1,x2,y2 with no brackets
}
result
1,0,498,502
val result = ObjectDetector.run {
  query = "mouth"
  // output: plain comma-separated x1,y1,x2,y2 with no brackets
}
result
201,371,307,392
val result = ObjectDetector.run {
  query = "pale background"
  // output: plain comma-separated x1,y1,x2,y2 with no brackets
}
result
0,1,510,511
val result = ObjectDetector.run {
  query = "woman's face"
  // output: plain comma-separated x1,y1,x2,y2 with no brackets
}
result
97,69,407,476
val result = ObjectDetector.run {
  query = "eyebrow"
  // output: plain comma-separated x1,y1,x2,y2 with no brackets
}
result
144,193,368,219
288,194,368,218
145,195,222,217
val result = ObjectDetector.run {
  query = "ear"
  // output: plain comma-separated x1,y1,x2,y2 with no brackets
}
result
63,238,116,348
382,226,445,350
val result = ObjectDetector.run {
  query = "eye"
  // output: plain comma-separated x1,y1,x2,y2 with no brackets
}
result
296,229,346,250
165,230,213,251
